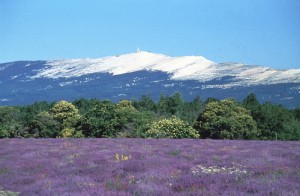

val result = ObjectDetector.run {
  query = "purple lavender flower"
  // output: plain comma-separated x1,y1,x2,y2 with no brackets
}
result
0,138,299,195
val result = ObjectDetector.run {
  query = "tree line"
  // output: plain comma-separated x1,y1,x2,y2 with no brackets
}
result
0,93,299,140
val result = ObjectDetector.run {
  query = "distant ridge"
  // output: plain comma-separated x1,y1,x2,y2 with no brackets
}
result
0,51,299,107
32,51,300,87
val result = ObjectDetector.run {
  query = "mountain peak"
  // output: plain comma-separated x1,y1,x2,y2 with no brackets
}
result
1,52,300,107
32,52,215,79
24,51,299,85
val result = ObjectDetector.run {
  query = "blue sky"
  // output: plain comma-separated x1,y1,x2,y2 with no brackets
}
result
1,0,300,69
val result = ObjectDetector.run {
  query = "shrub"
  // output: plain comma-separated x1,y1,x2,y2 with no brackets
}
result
195,99,258,139
0,126,9,138
29,111,60,138
146,117,199,139
50,100,80,124
59,127,84,138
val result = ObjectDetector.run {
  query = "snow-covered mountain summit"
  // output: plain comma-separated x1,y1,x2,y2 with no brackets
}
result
33,51,215,80
0,51,300,106
32,51,300,87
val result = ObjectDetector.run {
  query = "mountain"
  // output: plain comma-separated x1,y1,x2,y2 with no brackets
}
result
1,51,300,107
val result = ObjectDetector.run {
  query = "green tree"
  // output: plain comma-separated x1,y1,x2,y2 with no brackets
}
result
50,100,80,124
29,111,60,138
157,92,184,116
204,97,219,105
50,100,81,137
73,98,99,115
255,102,300,140
19,101,53,127
293,107,300,121
115,100,158,138
59,127,84,138
137,95,156,111
195,99,258,139
167,92,184,115
131,111,156,138
81,100,119,137
115,100,138,137
243,93,260,109
0,125,9,138
157,93,168,115
146,116,199,139
242,94,300,140
0,107,22,137
178,95,202,125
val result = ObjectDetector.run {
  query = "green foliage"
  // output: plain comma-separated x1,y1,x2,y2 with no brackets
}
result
292,107,300,121
167,92,184,115
0,125,9,138
177,95,202,125
19,101,53,126
73,98,97,115
157,92,184,116
195,99,258,139
115,100,140,137
48,100,82,137
254,102,300,140
117,110,158,138
131,111,156,138
242,94,300,140
59,127,84,138
116,100,135,109
135,95,156,111
81,100,120,137
0,107,22,137
0,93,299,140
204,97,219,105
146,116,199,139
60,127,75,138
0,107,20,126
243,93,260,110
72,130,85,138
50,100,80,124
29,111,60,138
115,100,138,128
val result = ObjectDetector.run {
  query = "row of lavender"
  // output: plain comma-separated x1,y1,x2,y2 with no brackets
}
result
1,139,300,195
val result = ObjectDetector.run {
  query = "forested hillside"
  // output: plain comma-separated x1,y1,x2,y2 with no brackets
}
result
0,93,299,140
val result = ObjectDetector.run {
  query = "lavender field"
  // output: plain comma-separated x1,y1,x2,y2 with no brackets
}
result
0,139,300,195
